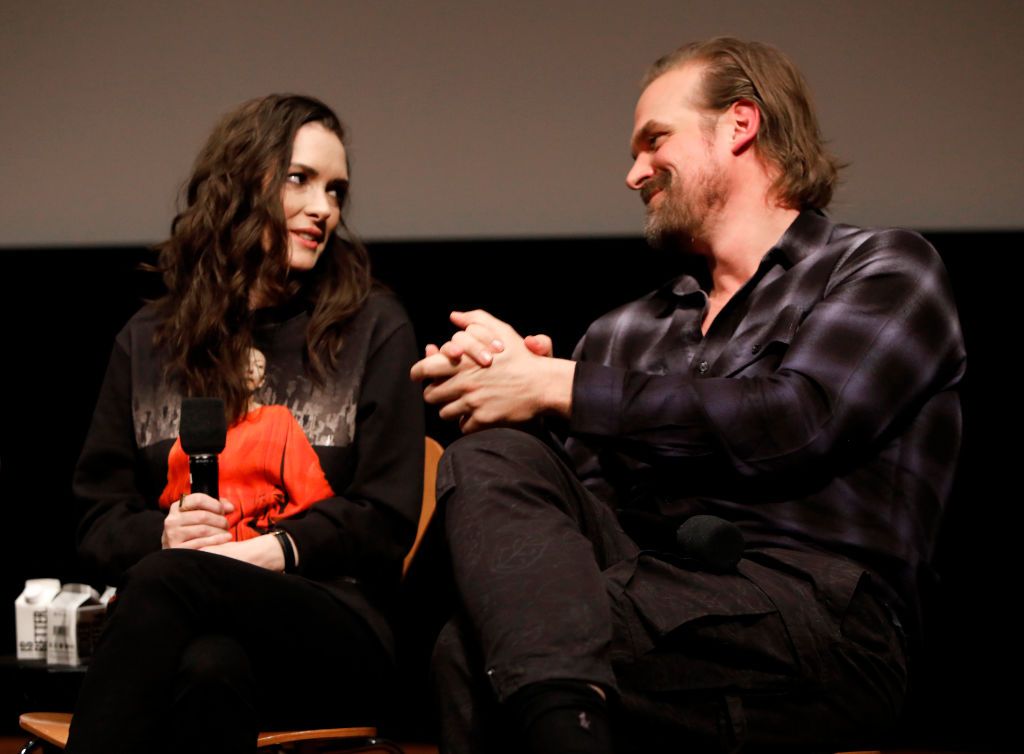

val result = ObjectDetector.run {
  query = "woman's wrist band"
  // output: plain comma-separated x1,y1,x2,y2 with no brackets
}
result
272,529,296,573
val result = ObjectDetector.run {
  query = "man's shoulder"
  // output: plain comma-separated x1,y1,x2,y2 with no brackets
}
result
786,210,938,266
822,218,939,264
780,214,947,291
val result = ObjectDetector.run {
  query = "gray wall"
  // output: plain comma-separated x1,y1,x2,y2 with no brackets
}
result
1,0,1021,247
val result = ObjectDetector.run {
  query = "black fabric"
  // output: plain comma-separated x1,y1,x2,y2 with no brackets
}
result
433,428,908,754
567,210,966,640
507,681,613,754
66,549,392,754
170,635,256,754
73,291,426,651
65,290,424,752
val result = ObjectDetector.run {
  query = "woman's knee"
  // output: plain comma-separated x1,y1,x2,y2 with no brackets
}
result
113,550,225,622
121,549,204,592
175,634,253,690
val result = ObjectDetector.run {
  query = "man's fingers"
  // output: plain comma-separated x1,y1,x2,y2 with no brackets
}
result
443,329,499,365
422,377,469,406
524,334,554,357
451,309,519,340
411,352,462,382
438,398,472,422
464,323,504,352
439,340,468,360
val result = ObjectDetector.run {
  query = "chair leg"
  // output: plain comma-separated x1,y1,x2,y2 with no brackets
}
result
18,738,61,754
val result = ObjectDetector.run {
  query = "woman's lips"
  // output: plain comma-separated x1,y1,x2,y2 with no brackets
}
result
290,230,321,250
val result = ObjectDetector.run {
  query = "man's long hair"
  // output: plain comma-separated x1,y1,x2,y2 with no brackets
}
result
153,94,371,424
644,37,843,210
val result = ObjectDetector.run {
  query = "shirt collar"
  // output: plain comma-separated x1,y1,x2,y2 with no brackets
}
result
768,208,835,270
656,208,835,305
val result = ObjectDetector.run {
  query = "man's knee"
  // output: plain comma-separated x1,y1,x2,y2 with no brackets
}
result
441,428,555,478
439,428,565,507
439,429,572,548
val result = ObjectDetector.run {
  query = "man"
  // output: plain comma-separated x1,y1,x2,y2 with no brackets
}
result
411,37,965,753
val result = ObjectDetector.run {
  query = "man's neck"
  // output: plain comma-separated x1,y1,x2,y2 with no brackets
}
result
691,192,799,336
700,197,800,300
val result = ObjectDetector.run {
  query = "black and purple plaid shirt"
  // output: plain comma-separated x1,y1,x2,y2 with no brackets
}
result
566,209,966,627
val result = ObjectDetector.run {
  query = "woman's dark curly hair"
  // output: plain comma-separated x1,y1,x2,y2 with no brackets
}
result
153,94,371,424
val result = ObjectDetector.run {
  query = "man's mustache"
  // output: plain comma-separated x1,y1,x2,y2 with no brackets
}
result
640,172,671,205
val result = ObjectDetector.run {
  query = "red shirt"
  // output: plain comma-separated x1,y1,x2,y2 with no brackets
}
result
159,405,335,540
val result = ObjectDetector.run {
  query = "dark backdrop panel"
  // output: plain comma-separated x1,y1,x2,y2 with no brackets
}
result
0,232,1018,749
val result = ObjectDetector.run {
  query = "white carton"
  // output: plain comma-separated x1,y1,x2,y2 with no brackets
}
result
14,578,62,660
45,583,114,666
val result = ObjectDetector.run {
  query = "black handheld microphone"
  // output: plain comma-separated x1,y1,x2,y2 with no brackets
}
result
675,515,745,572
179,397,227,499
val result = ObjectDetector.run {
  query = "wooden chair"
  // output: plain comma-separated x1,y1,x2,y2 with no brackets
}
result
18,436,445,754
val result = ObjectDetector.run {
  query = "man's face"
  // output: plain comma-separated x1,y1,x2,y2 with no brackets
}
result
626,64,728,247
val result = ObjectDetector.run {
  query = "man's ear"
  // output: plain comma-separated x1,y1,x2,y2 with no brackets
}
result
727,98,760,155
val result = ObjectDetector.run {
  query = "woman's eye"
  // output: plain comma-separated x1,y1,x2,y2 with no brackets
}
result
286,172,306,185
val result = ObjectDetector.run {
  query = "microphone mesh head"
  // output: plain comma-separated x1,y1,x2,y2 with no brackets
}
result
179,398,227,454
676,514,745,572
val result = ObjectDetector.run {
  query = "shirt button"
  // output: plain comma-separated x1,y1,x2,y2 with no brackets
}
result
697,360,709,374
751,344,761,354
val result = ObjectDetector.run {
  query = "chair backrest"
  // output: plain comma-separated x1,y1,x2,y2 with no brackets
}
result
402,436,443,577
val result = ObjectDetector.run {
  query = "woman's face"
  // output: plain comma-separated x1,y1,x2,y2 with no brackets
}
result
280,122,349,271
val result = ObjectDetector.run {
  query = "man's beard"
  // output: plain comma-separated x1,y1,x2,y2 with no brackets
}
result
642,164,727,249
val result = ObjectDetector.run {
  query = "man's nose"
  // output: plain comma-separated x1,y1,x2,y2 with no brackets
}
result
626,154,653,190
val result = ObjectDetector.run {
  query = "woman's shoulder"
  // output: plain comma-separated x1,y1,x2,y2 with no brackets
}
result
359,286,412,325
328,287,417,368
112,301,163,351
349,286,414,339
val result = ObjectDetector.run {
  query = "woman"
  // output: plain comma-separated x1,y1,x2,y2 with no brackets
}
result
66,94,424,754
